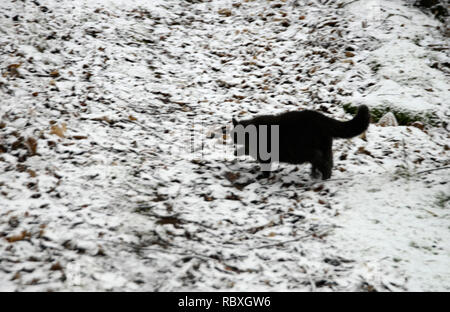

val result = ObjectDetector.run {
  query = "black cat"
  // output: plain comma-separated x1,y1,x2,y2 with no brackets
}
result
232,105,370,180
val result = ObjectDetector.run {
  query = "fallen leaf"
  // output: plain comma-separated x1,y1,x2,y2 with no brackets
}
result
25,137,38,155
27,169,37,177
72,135,88,140
224,171,240,182
6,231,30,243
218,8,232,17
356,146,373,157
411,121,425,130
50,262,63,271
345,51,355,57
10,272,21,281
50,70,60,78
50,124,66,138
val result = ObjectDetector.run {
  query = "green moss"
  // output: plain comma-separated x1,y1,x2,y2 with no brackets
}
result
342,103,440,126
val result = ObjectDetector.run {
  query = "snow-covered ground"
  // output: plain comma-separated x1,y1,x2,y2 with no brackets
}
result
0,0,448,291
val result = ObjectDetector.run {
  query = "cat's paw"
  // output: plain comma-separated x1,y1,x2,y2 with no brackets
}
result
257,171,271,179
310,169,322,181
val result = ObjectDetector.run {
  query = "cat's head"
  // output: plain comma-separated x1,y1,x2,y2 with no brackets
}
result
231,117,251,156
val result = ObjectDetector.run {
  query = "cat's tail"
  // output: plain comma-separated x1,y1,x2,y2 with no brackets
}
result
329,105,370,139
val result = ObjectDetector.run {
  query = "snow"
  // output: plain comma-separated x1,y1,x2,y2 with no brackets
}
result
0,0,449,291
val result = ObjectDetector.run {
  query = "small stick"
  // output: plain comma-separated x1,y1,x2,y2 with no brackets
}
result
416,166,450,175
252,230,332,250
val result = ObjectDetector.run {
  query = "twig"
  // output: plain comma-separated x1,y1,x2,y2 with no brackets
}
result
301,265,316,292
338,0,360,8
252,230,333,250
416,166,450,175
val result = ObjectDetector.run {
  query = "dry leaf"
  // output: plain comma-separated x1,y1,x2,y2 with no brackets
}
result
345,51,355,57
50,124,66,138
218,8,232,16
25,137,38,155
11,272,21,281
6,230,30,243
359,131,367,140
7,63,21,69
50,70,60,78
27,169,37,177
72,135,88,140
356,146,373,157
50,262,63,271
411,121,424,130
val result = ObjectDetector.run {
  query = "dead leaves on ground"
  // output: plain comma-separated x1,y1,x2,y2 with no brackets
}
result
50,123,67,138
218,8,232,17
356,146,373,157
3,63,22,78
25,137,38,155
6,230,31,243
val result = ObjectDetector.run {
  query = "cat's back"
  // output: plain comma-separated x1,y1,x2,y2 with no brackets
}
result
247,110,321,125
276,110,328,129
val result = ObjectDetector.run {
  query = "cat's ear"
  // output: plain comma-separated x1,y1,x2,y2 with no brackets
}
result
232,117,238,126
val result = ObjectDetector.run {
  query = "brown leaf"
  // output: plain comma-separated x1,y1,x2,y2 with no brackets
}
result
309,66,318,74
156,216,183,227
27,169,37,177
50,262,63,271
225,193,240,201
411,121,424,130
345,51,355,57
25,137,38,155
313,184,324,192
10,272,21,281
360,131,367,140
7,63,21,70
50,123,67,138
6,230,30,243
356,146,373,157
224,171,240,182
218,8,232,17
91,116,114,125
50,70,60,78
202,194,215,201
72,135,88,140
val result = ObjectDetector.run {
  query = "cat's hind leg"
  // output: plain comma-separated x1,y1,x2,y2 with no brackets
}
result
310,149,333,180
257,161,272,179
